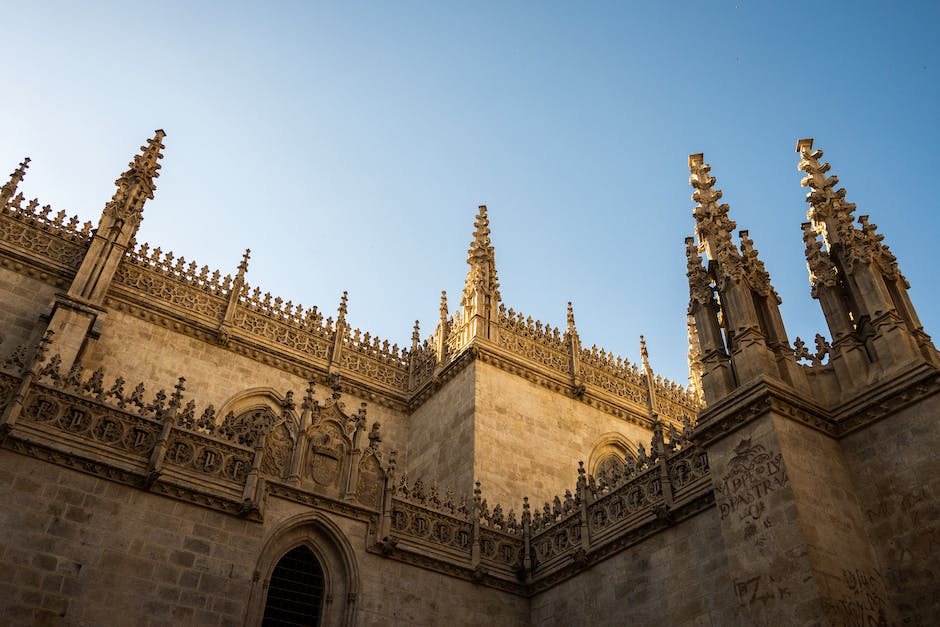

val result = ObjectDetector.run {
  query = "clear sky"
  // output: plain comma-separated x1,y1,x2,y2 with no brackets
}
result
2,1,937,384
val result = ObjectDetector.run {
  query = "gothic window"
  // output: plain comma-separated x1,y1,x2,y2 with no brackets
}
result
262,546,325,626
588,433,638,487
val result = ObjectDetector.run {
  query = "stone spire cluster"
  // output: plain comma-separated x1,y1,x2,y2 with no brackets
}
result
686,153,800,402
796,138,936,374
685,139,937,407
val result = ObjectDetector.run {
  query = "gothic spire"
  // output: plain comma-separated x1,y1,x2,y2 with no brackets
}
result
469,204,493,262
436,290,451,362
566,301,577,335
235,248,251,283
460,205,501,343
462,204,501,307
439,290,449,323
796,138,859,253
0,157,30,207
103,130,166,229
337,291,349,324
689,153,740,279
640,335,659,421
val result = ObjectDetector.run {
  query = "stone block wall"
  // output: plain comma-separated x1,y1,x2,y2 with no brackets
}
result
406,362,476,497
0,266,56,354
529,507,738,626
0,448,529,626
0,451,259,626
474,361,653,507
840,391,940,626
771,414,893,625
705,411,830,626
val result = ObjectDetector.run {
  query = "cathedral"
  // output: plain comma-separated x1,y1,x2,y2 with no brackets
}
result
0,131,936,626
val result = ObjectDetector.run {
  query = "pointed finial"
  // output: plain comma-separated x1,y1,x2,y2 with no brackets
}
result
469,205,491,258
462,204,501,309
337,291,349,321
121,130,166,191
439,290,448,321
796,137,858,249
640,335,659,418
0,157,30,207
689,153,739,271
411,320,421,348
104,130,167,227
566,301,577,333
237,248,251,276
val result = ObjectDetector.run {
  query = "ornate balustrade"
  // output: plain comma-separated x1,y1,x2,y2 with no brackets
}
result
373,426,713,590
0,338,394,522
0,191,90,272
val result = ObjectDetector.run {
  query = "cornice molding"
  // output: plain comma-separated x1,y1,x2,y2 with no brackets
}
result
693,364,940,445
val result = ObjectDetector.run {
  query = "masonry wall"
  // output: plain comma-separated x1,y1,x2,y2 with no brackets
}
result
77,308,411,463
406,362,476,497
770,414,894,625
0,266,56,354
0,449,528,627
839,390,940,626
474,361,653,507
529,506,738,626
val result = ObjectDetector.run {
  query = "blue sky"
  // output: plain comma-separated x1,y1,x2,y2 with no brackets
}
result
2,2,938,384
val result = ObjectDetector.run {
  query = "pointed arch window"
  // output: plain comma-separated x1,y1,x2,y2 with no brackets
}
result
262,546,325,626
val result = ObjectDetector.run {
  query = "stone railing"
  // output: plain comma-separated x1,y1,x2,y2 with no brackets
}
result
0,338,394,521
407,341,438,389
0,192,91,272
376,424,713,590
115,244,230,321
493,305,701,420
339,327,410,390
112,242,412,393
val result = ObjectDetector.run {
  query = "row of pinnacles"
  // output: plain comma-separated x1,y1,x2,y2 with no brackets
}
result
0,130,700,426
686,139,938,414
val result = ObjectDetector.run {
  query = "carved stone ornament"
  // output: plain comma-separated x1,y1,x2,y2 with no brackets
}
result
685,237,714,307
801,221,839,297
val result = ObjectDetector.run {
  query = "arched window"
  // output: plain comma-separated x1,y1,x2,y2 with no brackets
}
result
262,546,325,626
246,514,359,626
588,433,639,480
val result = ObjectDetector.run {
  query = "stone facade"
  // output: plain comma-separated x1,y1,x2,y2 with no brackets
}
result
0,133,937,625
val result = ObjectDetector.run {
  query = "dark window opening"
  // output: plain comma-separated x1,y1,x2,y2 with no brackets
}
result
262,545,325,626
